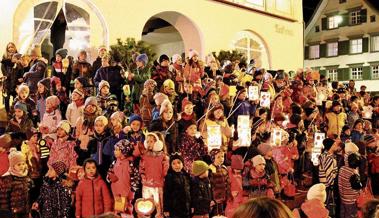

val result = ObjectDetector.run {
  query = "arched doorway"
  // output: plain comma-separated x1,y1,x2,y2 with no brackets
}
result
231,30,271,69
141,11,203,59
13,0,108,61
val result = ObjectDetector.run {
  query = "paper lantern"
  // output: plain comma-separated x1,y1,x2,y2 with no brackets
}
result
135,198,155,216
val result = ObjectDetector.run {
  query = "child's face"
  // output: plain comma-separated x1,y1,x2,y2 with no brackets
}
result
130,120,141,132
74,80,83,89
85,104,96,114
47,167,57,178
19,90,28,100
136,61,144,68
112,122,122,133
238,92,247,100
162,109,174,121
164,86,174,95
184,83,192,93
37,83,45,94
171,159,183,173
100,86,110,96
160,60,169,67
94,121,106,134
71,92,80,101
79,53,87,61
214,109,223,120
145,135,156,151
14,161,27,174
84,162,97,177
210,94,220,105
255,163,265,173
344,129,351,135
213,152,225,166
14,108,24,119
192,55,198,62
355,123,363,131
175,58,182,65
45,100,53,111
114,147,124,159
184,104,193,115
55,54,62,63
186,124,197,137
57,127,67,138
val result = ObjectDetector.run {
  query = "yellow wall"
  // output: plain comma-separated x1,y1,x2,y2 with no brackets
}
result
0,0,304,71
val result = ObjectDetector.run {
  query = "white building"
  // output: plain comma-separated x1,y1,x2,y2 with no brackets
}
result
304,0,379,92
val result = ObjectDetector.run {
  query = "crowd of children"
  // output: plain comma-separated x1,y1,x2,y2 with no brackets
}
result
1,41,379,218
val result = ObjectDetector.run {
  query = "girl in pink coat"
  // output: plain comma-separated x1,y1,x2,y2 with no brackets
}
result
225,155,244,218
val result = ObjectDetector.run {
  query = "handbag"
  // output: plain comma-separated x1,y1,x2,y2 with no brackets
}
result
283,173,297,197
357,179,374,208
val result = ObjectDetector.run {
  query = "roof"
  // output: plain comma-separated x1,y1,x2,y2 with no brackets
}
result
304,0,329,37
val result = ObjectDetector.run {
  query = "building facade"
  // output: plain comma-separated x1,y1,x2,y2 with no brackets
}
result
0,0,303,71
304,0,379,92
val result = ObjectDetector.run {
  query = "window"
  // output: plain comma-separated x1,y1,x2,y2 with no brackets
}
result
275,0,291,13
309,45,320,59
350,11,361,25
371,36,379,52
245,0,264,6
232,31,270,69
371,15,376,22
351,67,363,80
328,69,338,81
372,65,379,79
350,39,362,54
315,26,320,32
327,42,338,56
328,16,341,29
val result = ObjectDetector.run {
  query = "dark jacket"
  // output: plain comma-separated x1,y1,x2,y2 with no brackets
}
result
1,60,23,95
93,66,124,94
92,57,102,75
164,170,191,218
149,118,178,154
0,174,32,218
130,66,150,103
191,176,213,216
37,177,72,218
23,61,46,94
210,164,231,203
6,116,34,136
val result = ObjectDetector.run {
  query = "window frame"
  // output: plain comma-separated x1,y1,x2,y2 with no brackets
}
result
350,10,361,25
351,67,363,80
372,65,379,79
309,45,320,59
327,42,338,57
327,68,338,81
371,35,379,52
350,38,363,54
328,16,339,29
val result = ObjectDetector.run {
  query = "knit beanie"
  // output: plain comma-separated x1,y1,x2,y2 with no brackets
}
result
51,161,67,176
192,160,209,176
153,93,168,106
144,132,164,152
8,147,26,170
159,54,169,64
307,183,327,203
170,152,184,166
14,102,28,114
114,139,134,157
98,80,110,91
345,142,359,154
188,49,199,59
181,97,194,112
231,155,244,170
129,114,143,125
72,89,85,99
257,143,272,156
364,134,376,145
17,84,30,95
57,120,71,134
84,96,98,108
252,155,266,167
172,54,181,64
55,48,68,58
136,53,148,65
183,120,197,132
160,99,173,115
38,77,51,90
342,125,350,133
95,115,108,126
111,111,125,124
163,79,175,90
144,79,157,89
46,95,60,108
0,134,12,149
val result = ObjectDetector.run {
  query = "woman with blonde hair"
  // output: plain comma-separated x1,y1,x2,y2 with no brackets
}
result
232,197,294,218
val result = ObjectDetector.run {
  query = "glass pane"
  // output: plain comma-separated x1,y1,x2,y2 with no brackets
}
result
249,39,261,50
276,0,291,13
235,38,248,48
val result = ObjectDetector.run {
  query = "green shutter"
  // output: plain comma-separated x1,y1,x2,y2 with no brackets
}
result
304,46,309,59
322,18,328,30
338,68,349,81
320,44,327,57
338,40,349,55
363,37,369,52
340,13,349,27
361,9,367,23
362,66,371,80
319,70,327,77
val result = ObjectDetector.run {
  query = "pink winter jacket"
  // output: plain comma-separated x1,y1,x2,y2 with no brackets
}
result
110,158,131,198
75,175,113,217
48,136,78,169
140,151,169,188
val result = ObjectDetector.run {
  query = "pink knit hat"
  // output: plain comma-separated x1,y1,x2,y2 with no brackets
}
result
189,49,199,59
46,95,60,108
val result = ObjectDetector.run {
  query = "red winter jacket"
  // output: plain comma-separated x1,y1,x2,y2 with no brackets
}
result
75,175,112,217
0,152,9,176
140,151,169,188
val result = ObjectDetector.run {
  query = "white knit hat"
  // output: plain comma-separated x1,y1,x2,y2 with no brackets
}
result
160,99,173,115
252,155,266,167
345,142,359,154
172,54,182,64
98,80,110,91
57,120,71,134
307,183,327,203
188,49,199,59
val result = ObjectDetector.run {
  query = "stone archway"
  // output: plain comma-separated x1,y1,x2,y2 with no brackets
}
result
141,11,204,58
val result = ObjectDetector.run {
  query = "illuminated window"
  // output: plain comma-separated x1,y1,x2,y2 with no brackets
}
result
232,31,270,69
246,0,264,6
328,16,341,29
350,39,362,54
350,10,361,25
371,36,379,52
328,69,338,81
327,42,338,57
351,67,363,80
309,45,320,59
372,65,379,79
275,0,291,13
